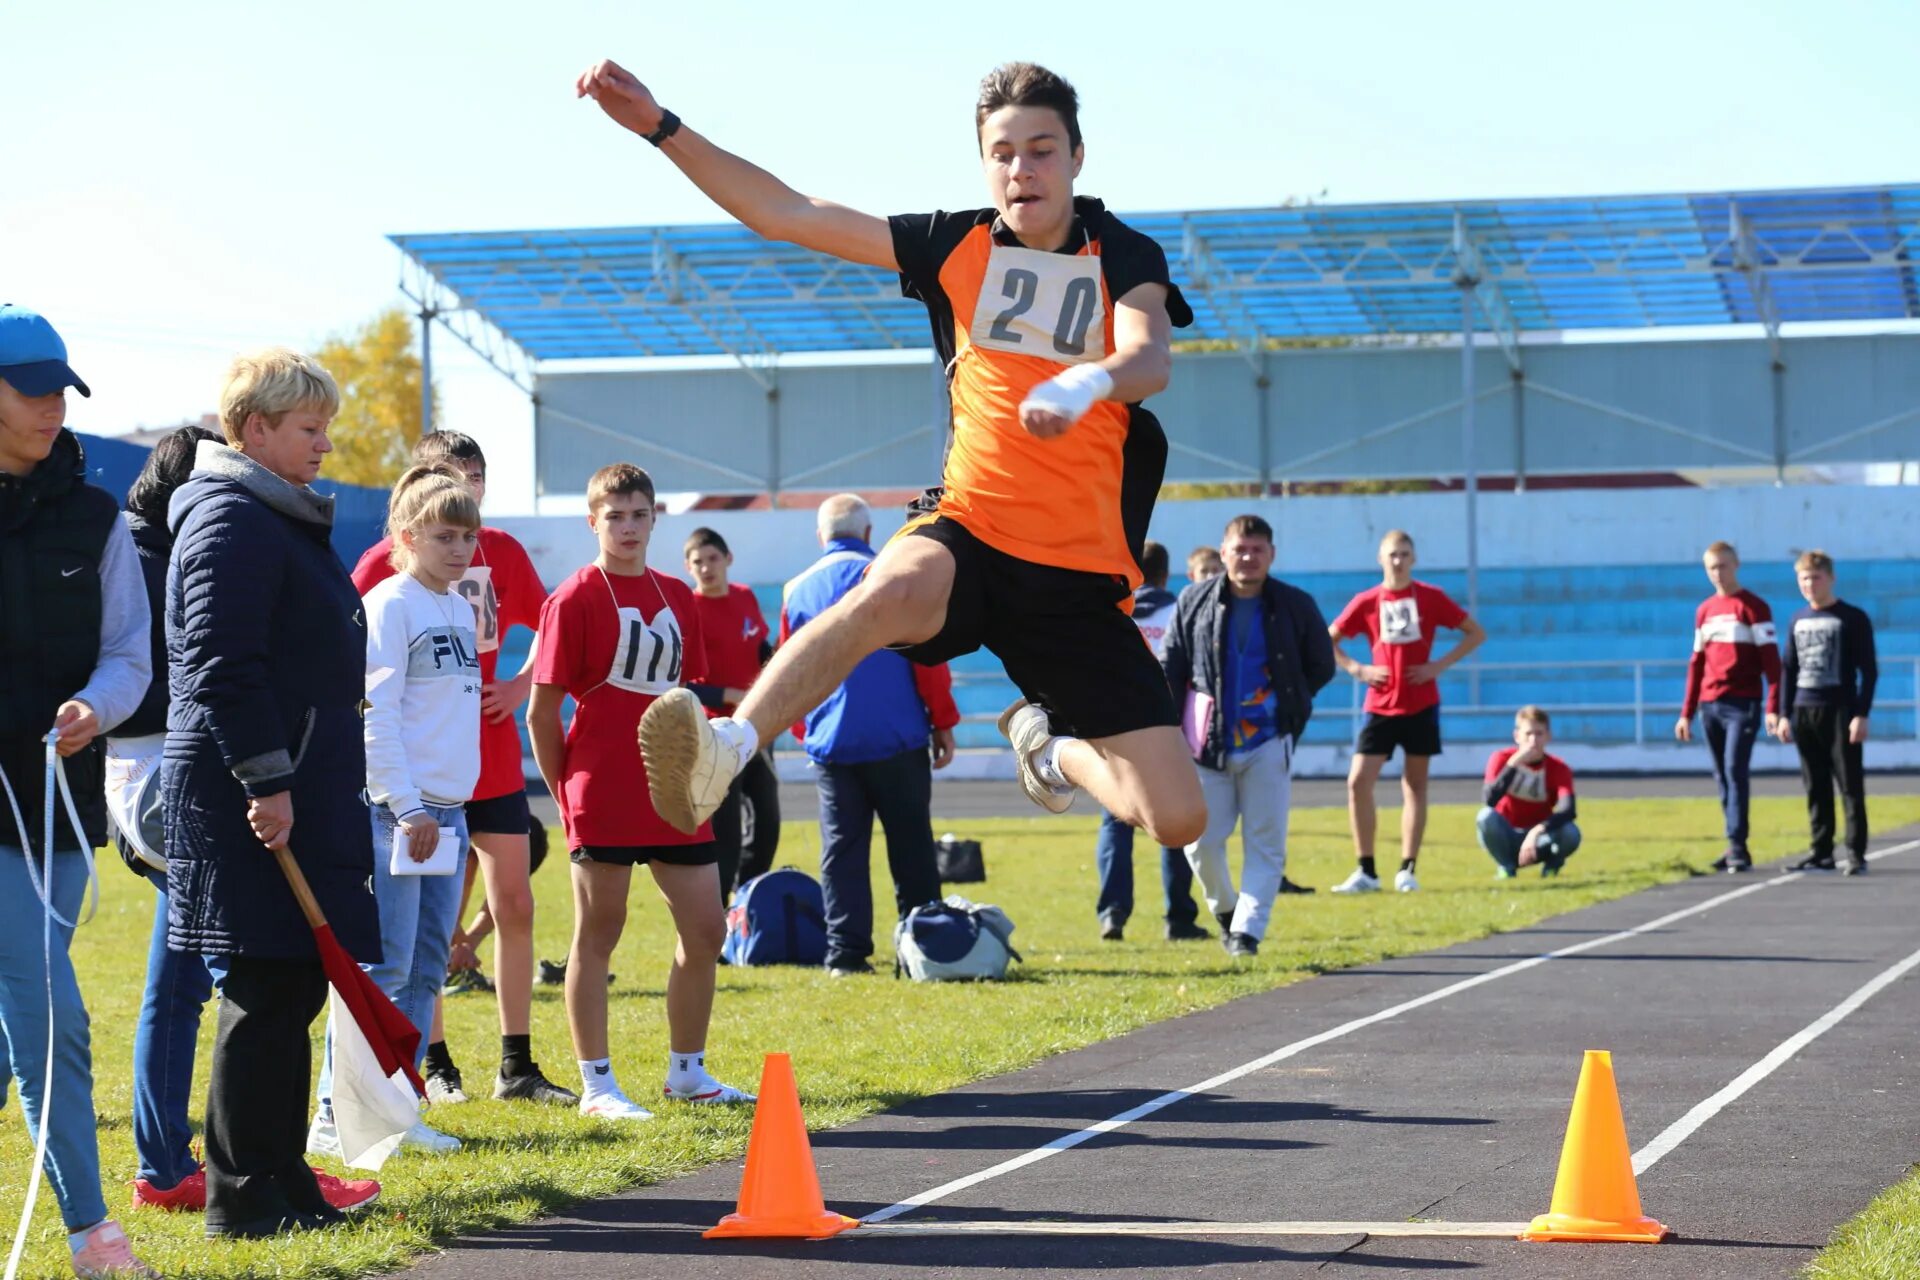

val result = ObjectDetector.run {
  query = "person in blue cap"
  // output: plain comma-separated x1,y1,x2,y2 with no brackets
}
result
0,304,160,1277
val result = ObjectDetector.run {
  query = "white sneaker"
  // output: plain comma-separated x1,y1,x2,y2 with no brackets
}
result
663,1079,757,1105
580,1089,655,1121
402,1119,462,1154
306,1111,343,1159
997,699,1073,815
1331,868,1380,894
639,688,741,834
1394,868,1419,893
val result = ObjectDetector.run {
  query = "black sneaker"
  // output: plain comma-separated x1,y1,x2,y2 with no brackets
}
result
1842,857,1869,876
1164,920,1212,941
1789,853,1838,872
1277,877,1315,895
1099,916,1125,942
539,958,614,986
206,1209,337,1240
424,1064,469,1106
442,967,494,996
494,1064,581,1107
1724,850,1753,873
1215,911,1234,938
1225,932,1259,958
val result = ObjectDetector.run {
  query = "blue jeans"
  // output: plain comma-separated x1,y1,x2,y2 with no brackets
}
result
816,749,942,967
1701,697,1762,848
1095,809,1200,927
0,847,107,1230
132,868,214,1188
319,803,467,1110
1477,807,1583,873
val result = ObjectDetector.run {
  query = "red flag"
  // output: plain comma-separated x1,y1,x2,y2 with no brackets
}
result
311,923,425,1097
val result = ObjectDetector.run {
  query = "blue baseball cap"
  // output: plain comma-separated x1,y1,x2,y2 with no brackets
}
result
0,305,90,398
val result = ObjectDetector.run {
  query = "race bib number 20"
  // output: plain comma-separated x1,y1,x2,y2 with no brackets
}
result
968,245,1109,365
607,605,683,696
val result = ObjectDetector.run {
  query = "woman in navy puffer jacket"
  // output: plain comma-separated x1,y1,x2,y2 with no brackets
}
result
161,348,378,1237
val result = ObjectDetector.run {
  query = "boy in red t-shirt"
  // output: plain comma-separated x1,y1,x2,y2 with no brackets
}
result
350,432,576,1108
528,464,752,1119
682,527,780,899
1478,706,1581,878
1328,530,1485,893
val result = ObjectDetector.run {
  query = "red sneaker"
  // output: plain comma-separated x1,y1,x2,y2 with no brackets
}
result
131,1167,206,1212
312,1167,380,1212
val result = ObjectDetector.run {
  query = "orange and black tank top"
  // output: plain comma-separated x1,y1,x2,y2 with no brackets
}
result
887,197,1193,587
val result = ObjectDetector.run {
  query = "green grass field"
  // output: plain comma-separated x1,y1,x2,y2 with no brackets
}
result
1806,1168,1920,1279
2,793,1915,1279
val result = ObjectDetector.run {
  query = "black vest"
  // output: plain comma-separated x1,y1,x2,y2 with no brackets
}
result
0,431,117,851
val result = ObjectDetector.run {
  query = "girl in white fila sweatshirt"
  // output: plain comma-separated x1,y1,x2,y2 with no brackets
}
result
311,466,483,1158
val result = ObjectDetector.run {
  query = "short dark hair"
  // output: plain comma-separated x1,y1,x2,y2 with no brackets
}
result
683,527,730,559
1223,513,1273,544
976,62,1082,153
415,430,486,472
587,462,655,511
1138,539,1169,585
125,424,220,528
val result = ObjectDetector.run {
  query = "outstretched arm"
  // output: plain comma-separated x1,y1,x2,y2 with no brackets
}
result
578,60,897,270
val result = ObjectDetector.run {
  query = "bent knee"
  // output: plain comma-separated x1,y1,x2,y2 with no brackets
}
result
1142,797,1208,850
849,571,946,645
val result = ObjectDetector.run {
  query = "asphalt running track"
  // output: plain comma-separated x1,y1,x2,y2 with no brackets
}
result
411,831,1920,1280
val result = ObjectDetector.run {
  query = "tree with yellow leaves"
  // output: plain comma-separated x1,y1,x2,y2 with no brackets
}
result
314,307,436,487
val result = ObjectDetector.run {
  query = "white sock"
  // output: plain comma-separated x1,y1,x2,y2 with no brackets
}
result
1034,737,1075,790
666,1048,709,1094
712,717,759,769
579,1057,619,1096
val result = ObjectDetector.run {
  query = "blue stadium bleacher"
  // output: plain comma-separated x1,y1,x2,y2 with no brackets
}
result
498,560,1920,755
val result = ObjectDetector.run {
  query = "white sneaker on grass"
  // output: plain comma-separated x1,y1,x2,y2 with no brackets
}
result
639,688,741,834
1394,868,1419,893
308,1111,461,1158
580,1089,655,1121
663,1079,756,1105
1331,868,1380,894
306,1112,343,1160
997,699,1073,814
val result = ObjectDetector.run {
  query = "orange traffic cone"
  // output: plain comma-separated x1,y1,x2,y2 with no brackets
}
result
705,1053,859,1240
1521,1049,1670,1243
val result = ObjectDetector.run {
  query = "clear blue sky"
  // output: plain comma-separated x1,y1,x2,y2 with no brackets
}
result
5,0,1915,511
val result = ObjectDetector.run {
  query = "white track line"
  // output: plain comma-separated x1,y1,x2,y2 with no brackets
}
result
1632,937,1920,1175
863,838,1920,1224
855,1219,1533,1239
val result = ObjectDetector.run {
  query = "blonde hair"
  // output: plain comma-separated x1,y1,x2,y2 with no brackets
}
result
1381,528,1415,551
217,347,340,446
386,464,480,570
1704,540,1739,562
1516,704,1552,729
1796,549,1835,575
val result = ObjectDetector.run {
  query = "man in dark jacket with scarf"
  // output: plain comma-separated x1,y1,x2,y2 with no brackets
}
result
162,347,379,1237
1162,514,1334,957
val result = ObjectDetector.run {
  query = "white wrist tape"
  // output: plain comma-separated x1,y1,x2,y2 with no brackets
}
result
1020,363,1114,424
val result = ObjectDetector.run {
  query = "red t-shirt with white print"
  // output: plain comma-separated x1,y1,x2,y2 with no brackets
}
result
1332,581,1469,716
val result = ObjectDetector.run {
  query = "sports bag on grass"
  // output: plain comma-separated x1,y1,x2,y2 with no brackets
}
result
894,895,1022,981
722,868,829,966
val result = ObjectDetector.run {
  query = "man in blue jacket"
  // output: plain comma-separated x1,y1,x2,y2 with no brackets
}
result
1162,514,1335,957
785,495,959,977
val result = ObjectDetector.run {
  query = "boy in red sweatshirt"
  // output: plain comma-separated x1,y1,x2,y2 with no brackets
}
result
1675,540,1781,873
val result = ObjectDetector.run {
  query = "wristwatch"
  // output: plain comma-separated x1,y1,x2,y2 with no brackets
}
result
645,109,682,148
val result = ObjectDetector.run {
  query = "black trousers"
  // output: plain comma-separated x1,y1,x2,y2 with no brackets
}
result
711,750,781,900
816,747,943,967
204,956,330,1228
1794,704,1868,859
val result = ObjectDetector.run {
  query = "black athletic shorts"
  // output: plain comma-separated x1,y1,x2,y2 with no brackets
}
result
465,788,531,837
569,841,718,868
1355,706,1442,759
894,516,1177,741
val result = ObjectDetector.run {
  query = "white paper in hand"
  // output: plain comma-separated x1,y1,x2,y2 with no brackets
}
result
389,825,462,877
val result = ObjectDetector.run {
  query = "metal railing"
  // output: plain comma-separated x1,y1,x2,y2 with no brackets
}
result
950,655,1920,745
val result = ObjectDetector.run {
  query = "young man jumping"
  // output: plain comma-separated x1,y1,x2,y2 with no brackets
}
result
577,58,1205,850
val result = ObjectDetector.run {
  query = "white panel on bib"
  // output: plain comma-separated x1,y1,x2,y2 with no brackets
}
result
454,565,500,654
1380,597,1424,646
967,244,1108,365
607,605,683,696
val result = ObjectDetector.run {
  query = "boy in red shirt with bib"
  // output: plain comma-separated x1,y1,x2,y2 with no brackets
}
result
527,464,752,1119
1478,706,1580,878
1329,530,1485,893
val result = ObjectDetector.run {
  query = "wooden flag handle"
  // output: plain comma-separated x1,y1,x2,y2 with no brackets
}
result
272,845,328,930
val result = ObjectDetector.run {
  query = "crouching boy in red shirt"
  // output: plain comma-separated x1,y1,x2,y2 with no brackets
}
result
1478,706,1580,878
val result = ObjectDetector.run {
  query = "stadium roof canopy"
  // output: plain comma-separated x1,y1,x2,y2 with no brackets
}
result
392,183,1920,386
